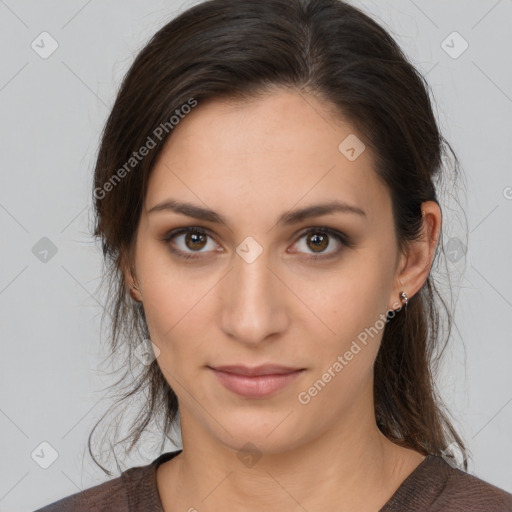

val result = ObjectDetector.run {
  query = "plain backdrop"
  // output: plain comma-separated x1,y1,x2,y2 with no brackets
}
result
1,1,511,510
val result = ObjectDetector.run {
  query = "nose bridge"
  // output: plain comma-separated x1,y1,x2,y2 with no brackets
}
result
220,242,287,344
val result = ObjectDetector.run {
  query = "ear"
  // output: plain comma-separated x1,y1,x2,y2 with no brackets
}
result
120,249,142,303
389,200,442,309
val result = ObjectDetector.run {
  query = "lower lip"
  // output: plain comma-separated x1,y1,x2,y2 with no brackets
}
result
209,368,304,398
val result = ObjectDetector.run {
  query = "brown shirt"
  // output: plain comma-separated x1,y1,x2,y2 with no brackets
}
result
34,449,512,511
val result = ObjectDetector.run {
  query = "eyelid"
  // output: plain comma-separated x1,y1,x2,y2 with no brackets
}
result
162,225,351,260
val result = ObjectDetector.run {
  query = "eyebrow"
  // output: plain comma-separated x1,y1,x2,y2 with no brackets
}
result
147,198,366,227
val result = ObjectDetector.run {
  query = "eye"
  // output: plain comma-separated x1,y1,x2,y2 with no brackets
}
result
162,227,219,260
162,226,351,261
291,227,349,260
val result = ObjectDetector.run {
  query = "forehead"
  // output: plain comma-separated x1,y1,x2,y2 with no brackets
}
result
144,89,391,225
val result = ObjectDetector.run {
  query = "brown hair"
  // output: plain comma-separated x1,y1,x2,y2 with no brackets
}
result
89,0,468,474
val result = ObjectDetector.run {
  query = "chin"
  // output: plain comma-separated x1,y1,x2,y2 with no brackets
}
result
210,412,307,456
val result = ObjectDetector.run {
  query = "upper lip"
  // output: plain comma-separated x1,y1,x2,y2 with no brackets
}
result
209,364,304,376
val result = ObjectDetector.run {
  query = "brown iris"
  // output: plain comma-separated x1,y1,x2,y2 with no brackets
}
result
306,232,329,253
185,231,208,251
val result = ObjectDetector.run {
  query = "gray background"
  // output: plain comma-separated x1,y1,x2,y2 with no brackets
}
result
1,0,511,510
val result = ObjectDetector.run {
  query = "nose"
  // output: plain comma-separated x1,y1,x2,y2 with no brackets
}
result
219,249,289,346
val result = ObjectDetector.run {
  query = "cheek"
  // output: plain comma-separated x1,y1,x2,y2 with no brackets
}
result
301,279,386,408
313,262,386,335
304,256,391,374
138,261,219,375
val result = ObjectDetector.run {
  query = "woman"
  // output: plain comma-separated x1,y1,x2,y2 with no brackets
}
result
35,0,512,510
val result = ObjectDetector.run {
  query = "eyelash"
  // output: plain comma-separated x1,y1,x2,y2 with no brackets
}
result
162,226,351,262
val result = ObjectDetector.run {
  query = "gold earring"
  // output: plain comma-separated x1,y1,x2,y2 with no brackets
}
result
399,291,408,307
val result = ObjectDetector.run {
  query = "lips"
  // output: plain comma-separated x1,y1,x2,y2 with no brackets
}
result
210,364,303,376
208,364,305,398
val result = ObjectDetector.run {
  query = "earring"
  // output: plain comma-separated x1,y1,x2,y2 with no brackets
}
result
399,291,408,308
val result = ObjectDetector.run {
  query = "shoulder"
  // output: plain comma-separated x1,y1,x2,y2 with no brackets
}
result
383,455,512,512
32,457,164,512
432,458,512,511
32,472,129,512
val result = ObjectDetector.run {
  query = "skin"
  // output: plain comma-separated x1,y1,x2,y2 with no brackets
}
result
123,88,441,512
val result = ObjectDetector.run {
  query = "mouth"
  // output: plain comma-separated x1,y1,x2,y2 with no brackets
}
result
207,364,306,398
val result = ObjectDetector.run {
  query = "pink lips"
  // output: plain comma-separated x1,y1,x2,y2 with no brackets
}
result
208,364,305,398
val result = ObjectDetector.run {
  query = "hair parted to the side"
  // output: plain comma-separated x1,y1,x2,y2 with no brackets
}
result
88,0,469,475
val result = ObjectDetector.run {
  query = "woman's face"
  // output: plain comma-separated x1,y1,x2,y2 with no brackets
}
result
128,89,409,454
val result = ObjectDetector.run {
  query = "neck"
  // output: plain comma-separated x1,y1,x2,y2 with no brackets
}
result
157,392,425,512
